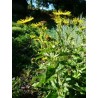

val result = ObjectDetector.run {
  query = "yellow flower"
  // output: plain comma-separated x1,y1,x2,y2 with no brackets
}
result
52,10,71,24
53,10,62,15
53,10,71,16
63,11,71,16
32,21,47,28
72,18,79,24
53,16,62,24
72,18,83,25
32,22,43,27
17,16,34,24
63,19,69,25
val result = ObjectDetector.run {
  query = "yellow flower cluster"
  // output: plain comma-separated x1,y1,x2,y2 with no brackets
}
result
32,21,47,27
53,16,69,25
17,16,34,24
32,22,42,27
72,18,83,25
53,10,71,16
53,16,62,24
63,19,69,25
52,10,71,25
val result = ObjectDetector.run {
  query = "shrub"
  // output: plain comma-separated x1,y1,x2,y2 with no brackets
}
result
12,12,86,98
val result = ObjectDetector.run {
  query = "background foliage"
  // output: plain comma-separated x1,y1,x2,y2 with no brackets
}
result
12,0,86,17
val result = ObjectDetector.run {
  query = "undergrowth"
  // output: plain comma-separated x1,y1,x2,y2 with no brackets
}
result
12,10,86,98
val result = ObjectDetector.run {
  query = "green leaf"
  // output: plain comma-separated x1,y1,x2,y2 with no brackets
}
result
50,80,57,90
45,91,58,98
32,73,46,87
46,67,56,80
66,78,71,81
